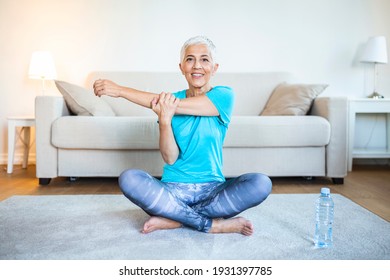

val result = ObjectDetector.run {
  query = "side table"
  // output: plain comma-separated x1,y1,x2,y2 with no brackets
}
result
348,98,390,171
7,116,36,174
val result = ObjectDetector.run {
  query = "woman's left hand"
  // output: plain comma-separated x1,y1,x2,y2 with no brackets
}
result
93,79,124,98
152,92,180,125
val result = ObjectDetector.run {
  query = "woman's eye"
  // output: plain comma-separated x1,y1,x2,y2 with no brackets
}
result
186,57,193,62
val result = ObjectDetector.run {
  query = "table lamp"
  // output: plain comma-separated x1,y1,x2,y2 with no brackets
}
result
360,36,388,99
28,51,57,95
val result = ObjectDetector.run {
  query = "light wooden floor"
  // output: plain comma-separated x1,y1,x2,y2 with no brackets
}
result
1,164,389,222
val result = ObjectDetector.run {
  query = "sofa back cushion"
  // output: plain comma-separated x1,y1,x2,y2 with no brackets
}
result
86,72,293,116
212,72,293,115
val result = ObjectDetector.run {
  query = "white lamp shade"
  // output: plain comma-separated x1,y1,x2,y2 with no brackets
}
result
361,36,388,64
28,51,57,79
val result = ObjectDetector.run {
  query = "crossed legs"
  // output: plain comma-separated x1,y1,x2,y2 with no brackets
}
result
118,169,272,235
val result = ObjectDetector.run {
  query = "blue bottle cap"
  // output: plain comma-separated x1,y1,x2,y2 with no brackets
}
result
321,187,330,195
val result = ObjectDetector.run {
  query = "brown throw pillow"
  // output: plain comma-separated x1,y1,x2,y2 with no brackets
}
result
261,83,328,116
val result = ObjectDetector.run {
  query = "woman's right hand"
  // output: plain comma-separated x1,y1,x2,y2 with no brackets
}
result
93,79,123,98
151,92,180,125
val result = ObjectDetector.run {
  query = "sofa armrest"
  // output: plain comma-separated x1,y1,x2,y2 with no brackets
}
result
310,96,348,180
35,96,70,181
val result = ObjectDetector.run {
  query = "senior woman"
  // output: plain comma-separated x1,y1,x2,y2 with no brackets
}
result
93,36,272,235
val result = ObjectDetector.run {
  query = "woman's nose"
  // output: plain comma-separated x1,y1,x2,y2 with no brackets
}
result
193,60,202,69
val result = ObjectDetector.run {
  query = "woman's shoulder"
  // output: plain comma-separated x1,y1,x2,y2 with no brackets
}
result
213,85,233,91
212,86,234,94
209,86,235,98
173,89,187,98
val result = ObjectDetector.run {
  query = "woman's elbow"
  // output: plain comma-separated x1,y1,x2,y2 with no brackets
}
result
165,159,176,165
164,157,177,165
162,153,178,165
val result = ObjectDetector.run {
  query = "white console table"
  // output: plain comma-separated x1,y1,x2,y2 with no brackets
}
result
348,98,390,171
7,116,35,174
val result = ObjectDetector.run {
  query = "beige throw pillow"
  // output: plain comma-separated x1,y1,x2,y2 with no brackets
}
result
261,83,328,116
55,80,116,116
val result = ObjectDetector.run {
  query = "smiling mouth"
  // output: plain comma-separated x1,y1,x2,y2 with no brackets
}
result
191,73,204,77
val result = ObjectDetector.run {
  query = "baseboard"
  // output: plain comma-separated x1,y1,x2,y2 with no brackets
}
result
0,153,36,165
353,158,390,165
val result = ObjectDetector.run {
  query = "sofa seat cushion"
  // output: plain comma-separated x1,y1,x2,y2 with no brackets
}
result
225,116,330,147
52,116,159,149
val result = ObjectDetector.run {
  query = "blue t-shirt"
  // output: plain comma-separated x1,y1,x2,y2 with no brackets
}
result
161,86,235,183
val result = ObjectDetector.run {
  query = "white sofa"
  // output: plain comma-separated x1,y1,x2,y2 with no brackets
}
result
35,72,348,185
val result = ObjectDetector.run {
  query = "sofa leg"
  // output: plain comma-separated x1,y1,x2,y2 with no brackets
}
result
39,178,51,185
332,178,344,184
69,177,79,182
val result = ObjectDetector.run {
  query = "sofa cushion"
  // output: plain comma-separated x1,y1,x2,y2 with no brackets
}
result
225,116,330,147
52,116,159,149
261,83,328,116
55,80,116,116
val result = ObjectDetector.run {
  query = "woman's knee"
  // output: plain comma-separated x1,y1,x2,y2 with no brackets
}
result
243,173,272,201
118,169,150,197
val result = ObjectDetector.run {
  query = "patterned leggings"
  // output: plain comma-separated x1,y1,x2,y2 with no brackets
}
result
118,169,272,232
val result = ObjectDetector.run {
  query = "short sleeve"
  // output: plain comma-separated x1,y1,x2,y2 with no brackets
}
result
206,86,235,125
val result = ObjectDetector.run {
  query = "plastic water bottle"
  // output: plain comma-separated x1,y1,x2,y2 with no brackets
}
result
314,187,334,248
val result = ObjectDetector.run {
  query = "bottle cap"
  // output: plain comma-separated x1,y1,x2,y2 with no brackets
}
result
321,187,330,195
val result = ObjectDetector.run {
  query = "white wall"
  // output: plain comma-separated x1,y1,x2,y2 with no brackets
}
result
1,0,389,165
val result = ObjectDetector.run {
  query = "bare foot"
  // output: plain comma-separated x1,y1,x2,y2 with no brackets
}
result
209,217,254,236
142,216,182,234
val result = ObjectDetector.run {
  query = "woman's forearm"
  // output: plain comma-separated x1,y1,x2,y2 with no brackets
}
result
152,92,180,165
119,87,157,109
158,123,179,165
94,79,157,109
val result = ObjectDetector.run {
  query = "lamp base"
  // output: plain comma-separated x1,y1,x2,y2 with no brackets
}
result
368,92,384,99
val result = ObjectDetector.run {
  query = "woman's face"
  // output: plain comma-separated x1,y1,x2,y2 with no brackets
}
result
179,44,219,90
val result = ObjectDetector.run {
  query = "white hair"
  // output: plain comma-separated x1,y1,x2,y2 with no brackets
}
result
180,36,217,64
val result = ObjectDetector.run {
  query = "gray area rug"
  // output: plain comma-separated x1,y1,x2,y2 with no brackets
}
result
0,194,389,260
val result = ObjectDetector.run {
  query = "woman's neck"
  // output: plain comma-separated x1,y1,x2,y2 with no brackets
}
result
186,85,212,97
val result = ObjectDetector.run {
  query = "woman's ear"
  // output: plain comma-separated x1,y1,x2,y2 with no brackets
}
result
212,63,219,76
179,63,185,75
